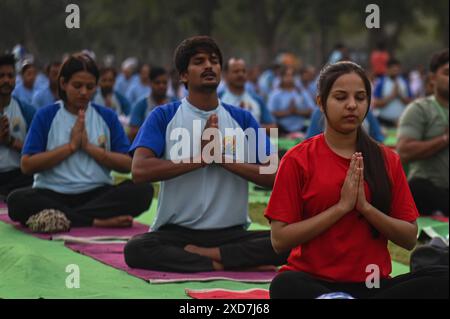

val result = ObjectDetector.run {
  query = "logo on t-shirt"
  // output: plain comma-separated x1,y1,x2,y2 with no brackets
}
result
223,135,237,157
97,135,107,149
12,117,21,133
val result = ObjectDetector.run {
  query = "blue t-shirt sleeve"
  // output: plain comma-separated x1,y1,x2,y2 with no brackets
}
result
373,77,384,99
93,104,130,154
129,106,168,158
22,107,54,155
254,94,274,124
129,98,147,127
402,77,413,98
16,98,36,129
367,111,385,142
305,108,324,139
106,112,130,154
116,92,131,116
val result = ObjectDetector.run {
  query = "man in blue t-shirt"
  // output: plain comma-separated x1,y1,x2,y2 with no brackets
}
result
0,54,35,199
92,67,131,118
268,67,316,134
12,62,37,105
125,64,151,106
373,58,413,127
114,57,138,97
124,36,288,273
128,67,175,141
219,58,276,132
31,62,61,109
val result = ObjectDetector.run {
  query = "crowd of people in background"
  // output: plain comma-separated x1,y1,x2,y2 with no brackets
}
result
0,36,448,299
4,42,447,218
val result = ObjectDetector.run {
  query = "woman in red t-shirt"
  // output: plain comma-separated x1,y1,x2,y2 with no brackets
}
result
265,61,448,299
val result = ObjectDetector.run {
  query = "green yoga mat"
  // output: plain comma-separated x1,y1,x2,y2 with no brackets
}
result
0,218,269,299
2,199,443,298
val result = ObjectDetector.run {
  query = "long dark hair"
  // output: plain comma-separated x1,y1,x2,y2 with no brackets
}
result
317,61,392,237
57,53,99,102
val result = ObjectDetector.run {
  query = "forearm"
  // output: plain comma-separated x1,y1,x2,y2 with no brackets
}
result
272,110,293,118
21,144,73,175
295,109,313,117
220,161,276,188
373,96,394,108
10,137,23,153
85,144,132,173
360,205,417,250
132,156,205,183
128,126,139,143
397,136,448,162
271,204,347,253
400,96,413,105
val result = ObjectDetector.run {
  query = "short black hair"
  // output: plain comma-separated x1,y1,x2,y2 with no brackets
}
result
45,61,62,74
149,66,167,81
58,52,99,102
429,49,449,73
387,58,401,67
21,63,36,75
173,35,223,75
99,67,117,78
0,54,16,69
223,57,245,73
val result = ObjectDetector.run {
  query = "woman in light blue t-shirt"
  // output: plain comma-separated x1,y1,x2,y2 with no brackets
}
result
7,53,153,233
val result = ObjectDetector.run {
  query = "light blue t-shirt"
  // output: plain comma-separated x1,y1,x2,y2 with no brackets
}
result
12,83,35,105
267,88,316,132
374,76,412,122
22,101,130,194
92,90,131,116
130,98,274,231
219,89,274,125
125,80,150,106
129,95,178,128
114,73,138,97
31,87,57,109
0,97,35,172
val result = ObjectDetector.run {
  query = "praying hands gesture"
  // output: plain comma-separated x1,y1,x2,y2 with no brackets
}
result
69,109,86,153
0,115,11,146
337,152,371,214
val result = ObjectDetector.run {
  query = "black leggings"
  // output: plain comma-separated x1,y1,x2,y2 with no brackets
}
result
0,169,33,197
270,266,449,299
124,224,289,272
409,178,449,216
6,181,154,227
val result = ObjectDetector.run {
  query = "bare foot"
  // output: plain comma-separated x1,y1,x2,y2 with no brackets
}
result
93,215,133,228
184,244,221,261
239,265,278,272
212,261,225,271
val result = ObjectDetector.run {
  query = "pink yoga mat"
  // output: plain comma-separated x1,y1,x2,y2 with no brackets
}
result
0,213,149,240
0,201,7,213
185,288,270,299
66,242,277,284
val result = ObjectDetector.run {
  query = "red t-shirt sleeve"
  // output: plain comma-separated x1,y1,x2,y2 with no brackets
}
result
265,155,304,224
387,150,419,222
